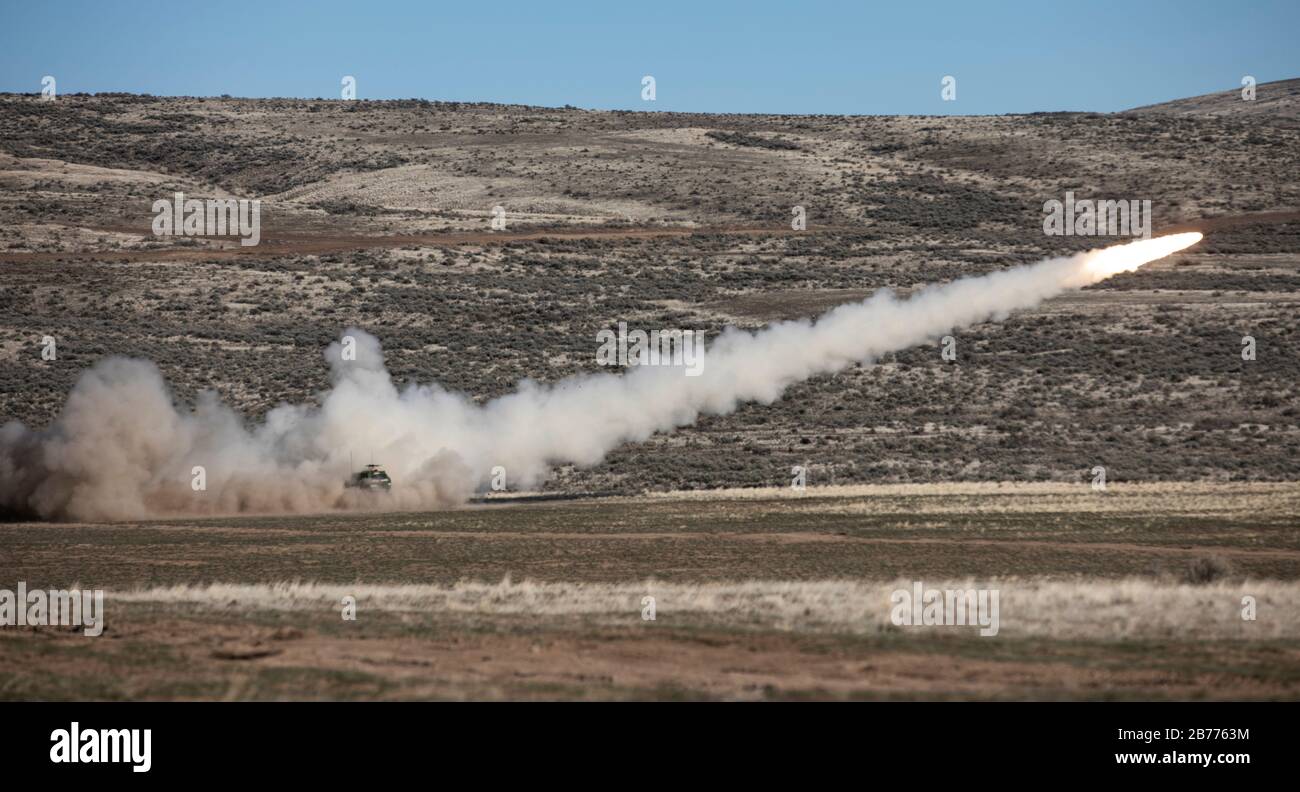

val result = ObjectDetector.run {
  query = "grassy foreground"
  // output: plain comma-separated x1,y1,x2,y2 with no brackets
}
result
2,482,1298,699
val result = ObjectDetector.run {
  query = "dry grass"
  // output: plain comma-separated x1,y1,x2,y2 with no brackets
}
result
115,577,1300,640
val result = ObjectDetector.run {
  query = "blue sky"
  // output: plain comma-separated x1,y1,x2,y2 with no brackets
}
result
2,0,1296,115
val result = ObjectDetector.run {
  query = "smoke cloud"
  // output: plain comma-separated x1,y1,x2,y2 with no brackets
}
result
0,234,1199,521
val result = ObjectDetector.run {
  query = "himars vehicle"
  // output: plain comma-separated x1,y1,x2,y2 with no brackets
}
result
347,463,392,491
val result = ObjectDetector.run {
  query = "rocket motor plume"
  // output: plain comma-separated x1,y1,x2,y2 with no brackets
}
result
0,232,1201,520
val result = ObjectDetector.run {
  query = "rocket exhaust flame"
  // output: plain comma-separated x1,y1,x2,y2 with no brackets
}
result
0,233,1203,521
1077,232,1202,281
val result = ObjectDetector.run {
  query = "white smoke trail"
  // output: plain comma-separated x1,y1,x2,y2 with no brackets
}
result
0,233,1200,521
